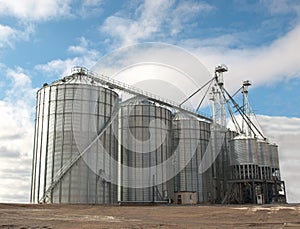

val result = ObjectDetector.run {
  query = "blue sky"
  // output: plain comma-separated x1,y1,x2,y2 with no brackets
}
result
0,0,300,203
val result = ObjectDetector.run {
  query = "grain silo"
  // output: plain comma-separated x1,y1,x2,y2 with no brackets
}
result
269,144,280,179
30,65,286,205
30,68,119,204
172,113,211,204
229,137,259,180
119,99,173,203
257,140,271,180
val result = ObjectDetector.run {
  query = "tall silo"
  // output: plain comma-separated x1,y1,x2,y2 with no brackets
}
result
172,113,211,203
119,99,173,203
30,69,119,204
212,129,236,203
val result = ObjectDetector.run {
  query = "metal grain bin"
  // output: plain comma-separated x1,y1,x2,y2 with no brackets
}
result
119,100,172,202
257,140,272,180
30,72,119,204
269,144,280,179
257,140,272,166
172,113,211,203
229,137,259,180
269,144,279,169
229,137,258,165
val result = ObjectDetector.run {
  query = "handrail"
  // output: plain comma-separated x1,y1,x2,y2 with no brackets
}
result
71,66,211,121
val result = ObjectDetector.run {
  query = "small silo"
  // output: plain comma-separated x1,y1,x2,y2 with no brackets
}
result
269,144,280,179
30,69,119,204
172,112,211,203
257,140,271,180
119,99,173,203
229,136,259,180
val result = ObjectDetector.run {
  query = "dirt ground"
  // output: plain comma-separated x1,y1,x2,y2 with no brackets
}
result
0,203,299,228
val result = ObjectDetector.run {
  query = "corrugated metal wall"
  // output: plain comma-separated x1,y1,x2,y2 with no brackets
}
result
30,79,119,204
120,102,172,202
172,114,211,203
257,140,271,180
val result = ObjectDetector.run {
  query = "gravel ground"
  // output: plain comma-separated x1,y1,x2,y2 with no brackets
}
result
0,203,299,228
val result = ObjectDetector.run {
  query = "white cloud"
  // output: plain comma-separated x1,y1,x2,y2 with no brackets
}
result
0,0,103,50
0,23,35,50
0,152,32,202
68,37,91,55
91,42,212,110
227,114,300,203
0,0,107,22
260,0,300,15
6,68,32,90
178,22,300,93
78,0,104,17
101,1,171,46
100,0,213,46
169,0,214,35
97,0,300,93
36,37,100,78
83,0,103,5
97,17,300,102
0,0,72,21
0,24,17,48
0,67,36,203
257,115,300,203
36,58,81,78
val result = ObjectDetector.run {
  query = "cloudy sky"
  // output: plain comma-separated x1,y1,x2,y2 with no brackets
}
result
0,0,299,203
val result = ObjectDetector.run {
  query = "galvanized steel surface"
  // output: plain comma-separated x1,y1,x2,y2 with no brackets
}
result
229,138,258,165
120,102,172,202
257,140,271,167
30,77,119,204
269,144,279,169
172,114,211,203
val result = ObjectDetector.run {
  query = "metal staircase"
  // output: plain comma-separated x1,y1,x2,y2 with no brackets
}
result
39,102,119,203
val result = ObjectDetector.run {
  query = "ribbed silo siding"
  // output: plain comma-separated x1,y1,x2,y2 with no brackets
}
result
229,139,258,165
274,146,279,169
31,88,51,203
199,122,212,203
257,141,272,180
264,143,272,167
214,138,229,201
257,141,269,166
172,117,211,203
31,82,118,204
196,124,209,202
269,144,279,169
222,130,236,181
269,144,280,180
120,104,172,202
229,138,259,180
